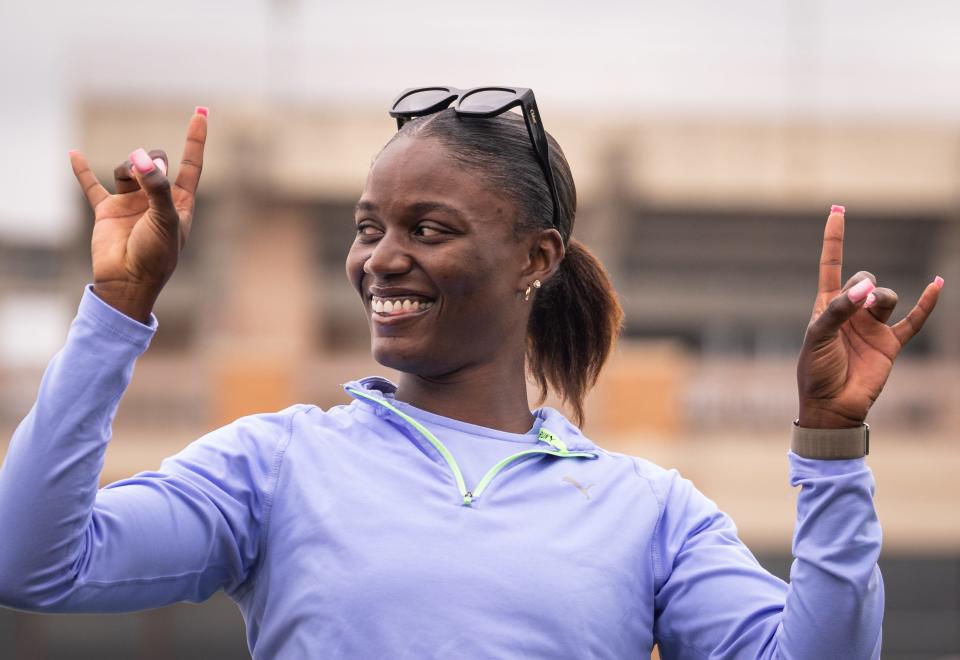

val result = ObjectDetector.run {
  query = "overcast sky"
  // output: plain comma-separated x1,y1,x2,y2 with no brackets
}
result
3,0,960,242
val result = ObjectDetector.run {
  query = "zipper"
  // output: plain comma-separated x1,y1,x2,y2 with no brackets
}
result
347,388,597,506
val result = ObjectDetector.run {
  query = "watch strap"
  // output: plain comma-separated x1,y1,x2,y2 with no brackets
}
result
791,421,870,459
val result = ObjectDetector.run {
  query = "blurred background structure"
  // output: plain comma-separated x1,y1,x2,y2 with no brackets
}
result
1,1,958,658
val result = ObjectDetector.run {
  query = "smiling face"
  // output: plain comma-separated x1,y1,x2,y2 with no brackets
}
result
346,135,533,377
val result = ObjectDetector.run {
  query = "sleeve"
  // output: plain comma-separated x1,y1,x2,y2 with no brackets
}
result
650,453,883,660
0,285,292,613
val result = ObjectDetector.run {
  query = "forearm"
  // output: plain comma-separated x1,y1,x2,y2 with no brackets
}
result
777,453,883,659
653,450,883,659
0,285,155,609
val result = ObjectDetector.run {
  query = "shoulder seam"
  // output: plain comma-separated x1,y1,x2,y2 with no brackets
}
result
231,406,302,599
633,457,667,590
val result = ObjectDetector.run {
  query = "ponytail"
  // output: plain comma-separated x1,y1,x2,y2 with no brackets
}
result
527,239,623,426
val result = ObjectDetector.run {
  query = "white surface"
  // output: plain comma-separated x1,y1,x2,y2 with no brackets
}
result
0,294,71,367
0,2,74,244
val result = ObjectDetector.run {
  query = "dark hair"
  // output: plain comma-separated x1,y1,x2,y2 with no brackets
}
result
390,109,623,425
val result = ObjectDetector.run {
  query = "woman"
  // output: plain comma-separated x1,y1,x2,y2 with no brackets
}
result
0,89,944,659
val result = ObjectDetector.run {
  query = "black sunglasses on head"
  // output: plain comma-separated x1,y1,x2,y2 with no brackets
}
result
389,86,561,229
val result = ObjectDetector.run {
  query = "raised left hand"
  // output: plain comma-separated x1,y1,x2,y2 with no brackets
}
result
69,109,208,323
797,206,943,429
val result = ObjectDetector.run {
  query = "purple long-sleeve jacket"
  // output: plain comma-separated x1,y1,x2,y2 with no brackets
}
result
0,286,883,658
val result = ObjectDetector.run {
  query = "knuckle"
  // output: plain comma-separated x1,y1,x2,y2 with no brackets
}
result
803,318,828,346
827,293,849,314
147,176,173,199
871,287,897,305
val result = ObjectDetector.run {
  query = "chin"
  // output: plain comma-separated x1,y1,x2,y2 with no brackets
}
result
370,337,463,379
370,337,429,374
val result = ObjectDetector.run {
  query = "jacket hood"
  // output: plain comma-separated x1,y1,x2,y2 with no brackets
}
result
342,376,598,453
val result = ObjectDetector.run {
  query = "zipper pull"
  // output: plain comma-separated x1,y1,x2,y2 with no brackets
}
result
463,491,474,506
538,428,568,453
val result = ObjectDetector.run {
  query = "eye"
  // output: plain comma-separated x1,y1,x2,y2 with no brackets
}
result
413,223,445,238
355,221,383,239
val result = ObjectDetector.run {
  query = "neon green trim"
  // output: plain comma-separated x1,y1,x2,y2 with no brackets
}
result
347,388,596,506
348,388,469,498
537,428,568,452
471,448,595,501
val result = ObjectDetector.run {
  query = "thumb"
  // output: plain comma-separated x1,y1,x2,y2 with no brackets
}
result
806,277,876,345
129,147,178,240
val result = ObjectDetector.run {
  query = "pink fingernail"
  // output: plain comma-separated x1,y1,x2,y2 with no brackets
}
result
195,106,209,117
153,158,167,175
863,292,877,309
831,204,846,215
848,278,875,303
935,275,945,289
129,148,155,174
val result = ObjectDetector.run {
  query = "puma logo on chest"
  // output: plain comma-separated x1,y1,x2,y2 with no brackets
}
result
562,475,595,499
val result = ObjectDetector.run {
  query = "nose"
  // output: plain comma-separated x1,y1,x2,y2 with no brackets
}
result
363,230,412,277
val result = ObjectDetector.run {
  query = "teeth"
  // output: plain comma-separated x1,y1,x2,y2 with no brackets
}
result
370,296,433,316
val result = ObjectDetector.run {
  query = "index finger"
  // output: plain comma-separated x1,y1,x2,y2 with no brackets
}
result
817,205,846,296
173,107,208,198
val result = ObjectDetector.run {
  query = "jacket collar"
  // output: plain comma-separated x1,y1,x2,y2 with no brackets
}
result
342,376,597,453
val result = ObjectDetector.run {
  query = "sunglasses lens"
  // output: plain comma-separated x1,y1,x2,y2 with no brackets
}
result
458,89,518,113
393,88,455,114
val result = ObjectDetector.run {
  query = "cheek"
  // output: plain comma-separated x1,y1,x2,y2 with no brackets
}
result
344,243,366,292
437,252,513,309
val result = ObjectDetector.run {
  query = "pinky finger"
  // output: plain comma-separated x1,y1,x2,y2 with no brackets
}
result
69,150,109,210
892,277,944,346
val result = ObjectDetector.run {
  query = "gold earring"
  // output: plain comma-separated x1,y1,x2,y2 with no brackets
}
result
524,279,541,302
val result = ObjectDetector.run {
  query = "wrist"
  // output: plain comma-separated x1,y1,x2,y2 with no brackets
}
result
92,282,159,324
797,403,863,430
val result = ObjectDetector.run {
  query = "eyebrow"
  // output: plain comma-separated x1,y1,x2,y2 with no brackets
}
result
354,200,377,215
354,200,466,219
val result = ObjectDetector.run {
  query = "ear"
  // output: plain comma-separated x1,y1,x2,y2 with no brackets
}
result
517,228,565,291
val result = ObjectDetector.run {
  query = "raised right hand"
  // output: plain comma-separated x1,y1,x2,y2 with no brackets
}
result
796,206,941,429
69,108,208,323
